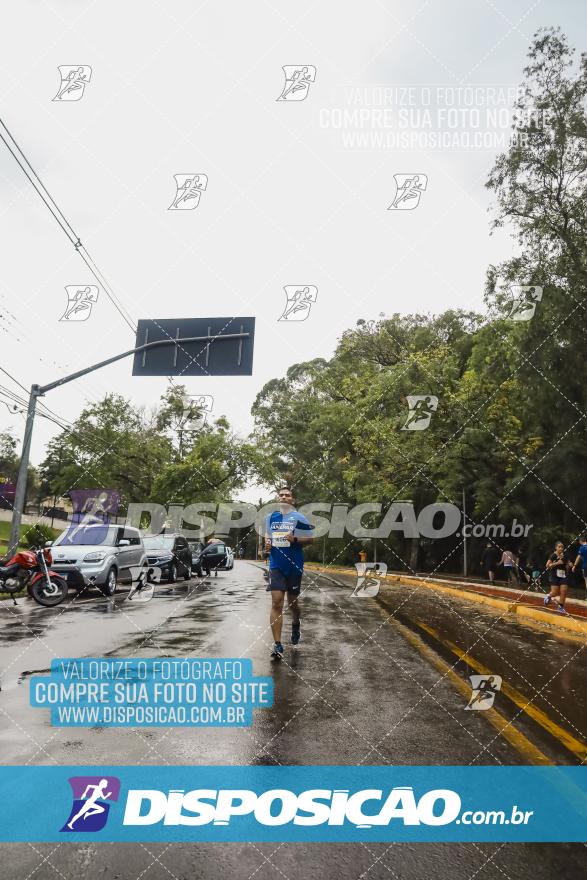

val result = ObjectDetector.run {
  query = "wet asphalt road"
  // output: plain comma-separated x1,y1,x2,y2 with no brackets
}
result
0,561,584,879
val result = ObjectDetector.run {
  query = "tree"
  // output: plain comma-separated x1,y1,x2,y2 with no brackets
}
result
155,384,208,460
150,420,262,506
485,26,587,541
0,431,18,482
38,391,262,517
39,393,174,510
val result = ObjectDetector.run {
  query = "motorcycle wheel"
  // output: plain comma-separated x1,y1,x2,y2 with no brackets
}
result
30,575,68,607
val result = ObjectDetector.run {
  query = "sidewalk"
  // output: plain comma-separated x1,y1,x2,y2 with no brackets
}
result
304,562,587,636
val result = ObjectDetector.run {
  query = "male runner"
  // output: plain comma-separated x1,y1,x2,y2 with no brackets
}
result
265,486,314,659
573,534,587,589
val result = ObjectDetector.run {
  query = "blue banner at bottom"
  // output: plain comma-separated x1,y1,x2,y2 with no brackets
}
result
0,766,585,842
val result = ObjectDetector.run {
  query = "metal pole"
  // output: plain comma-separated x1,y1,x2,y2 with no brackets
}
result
38,332,250,395
462,486,467,578
8,333,250,555
9,384,40,554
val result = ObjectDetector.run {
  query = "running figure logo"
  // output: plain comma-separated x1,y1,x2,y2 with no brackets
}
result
352,562,388,598
58,489,120,546
59,285,99,322
388,174,428,211
185,394,214,428
53,66,92,101
465,674,502,710
127,565,160,601
401,395,438,431
279,285,318,322
507,285,543,322
60,776,120,832
168,174,208,210
276,66,316,101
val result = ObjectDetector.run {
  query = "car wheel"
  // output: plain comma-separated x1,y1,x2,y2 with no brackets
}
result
168,563,178,583
101,567,118,596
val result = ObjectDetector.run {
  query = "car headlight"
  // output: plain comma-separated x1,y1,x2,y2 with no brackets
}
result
83,551,107,562
158,554,173,562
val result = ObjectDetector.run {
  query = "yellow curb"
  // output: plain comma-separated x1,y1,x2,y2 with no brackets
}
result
515,603,587,635
306,564,587,636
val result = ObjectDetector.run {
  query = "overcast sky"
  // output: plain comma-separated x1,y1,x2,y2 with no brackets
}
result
0,0,585,501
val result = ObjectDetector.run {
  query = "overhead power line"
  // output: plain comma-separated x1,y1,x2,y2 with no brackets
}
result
0,116,137,334
0,364,29,395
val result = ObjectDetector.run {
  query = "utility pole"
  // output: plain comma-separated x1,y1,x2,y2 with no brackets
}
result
9,384,40,553
8,330,251,555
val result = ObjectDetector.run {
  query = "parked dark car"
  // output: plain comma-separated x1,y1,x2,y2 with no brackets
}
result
191,541,228,577
142,533,192,582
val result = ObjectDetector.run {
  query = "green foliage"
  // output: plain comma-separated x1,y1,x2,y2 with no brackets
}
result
0,431,18,482
20,522,55,549
39,389,261,514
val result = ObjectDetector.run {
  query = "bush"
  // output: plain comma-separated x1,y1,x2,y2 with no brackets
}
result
20,523,56,549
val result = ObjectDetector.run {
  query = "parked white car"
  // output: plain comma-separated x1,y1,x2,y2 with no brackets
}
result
49,523,147,596
220,546,234,571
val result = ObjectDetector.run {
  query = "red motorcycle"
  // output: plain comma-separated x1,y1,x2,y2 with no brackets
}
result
0,546,68,607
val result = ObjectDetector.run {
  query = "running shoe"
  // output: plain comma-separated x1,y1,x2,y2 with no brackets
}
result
291,621,301,645
543,596,551,606
271,642,284,659
558,605,569,615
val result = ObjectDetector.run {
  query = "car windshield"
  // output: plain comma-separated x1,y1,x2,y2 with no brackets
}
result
204,543,226,554
143,536,174,551
53,523,118,547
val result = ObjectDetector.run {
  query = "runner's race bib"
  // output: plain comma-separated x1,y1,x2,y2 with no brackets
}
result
556,568,566,578
271,521,294,548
